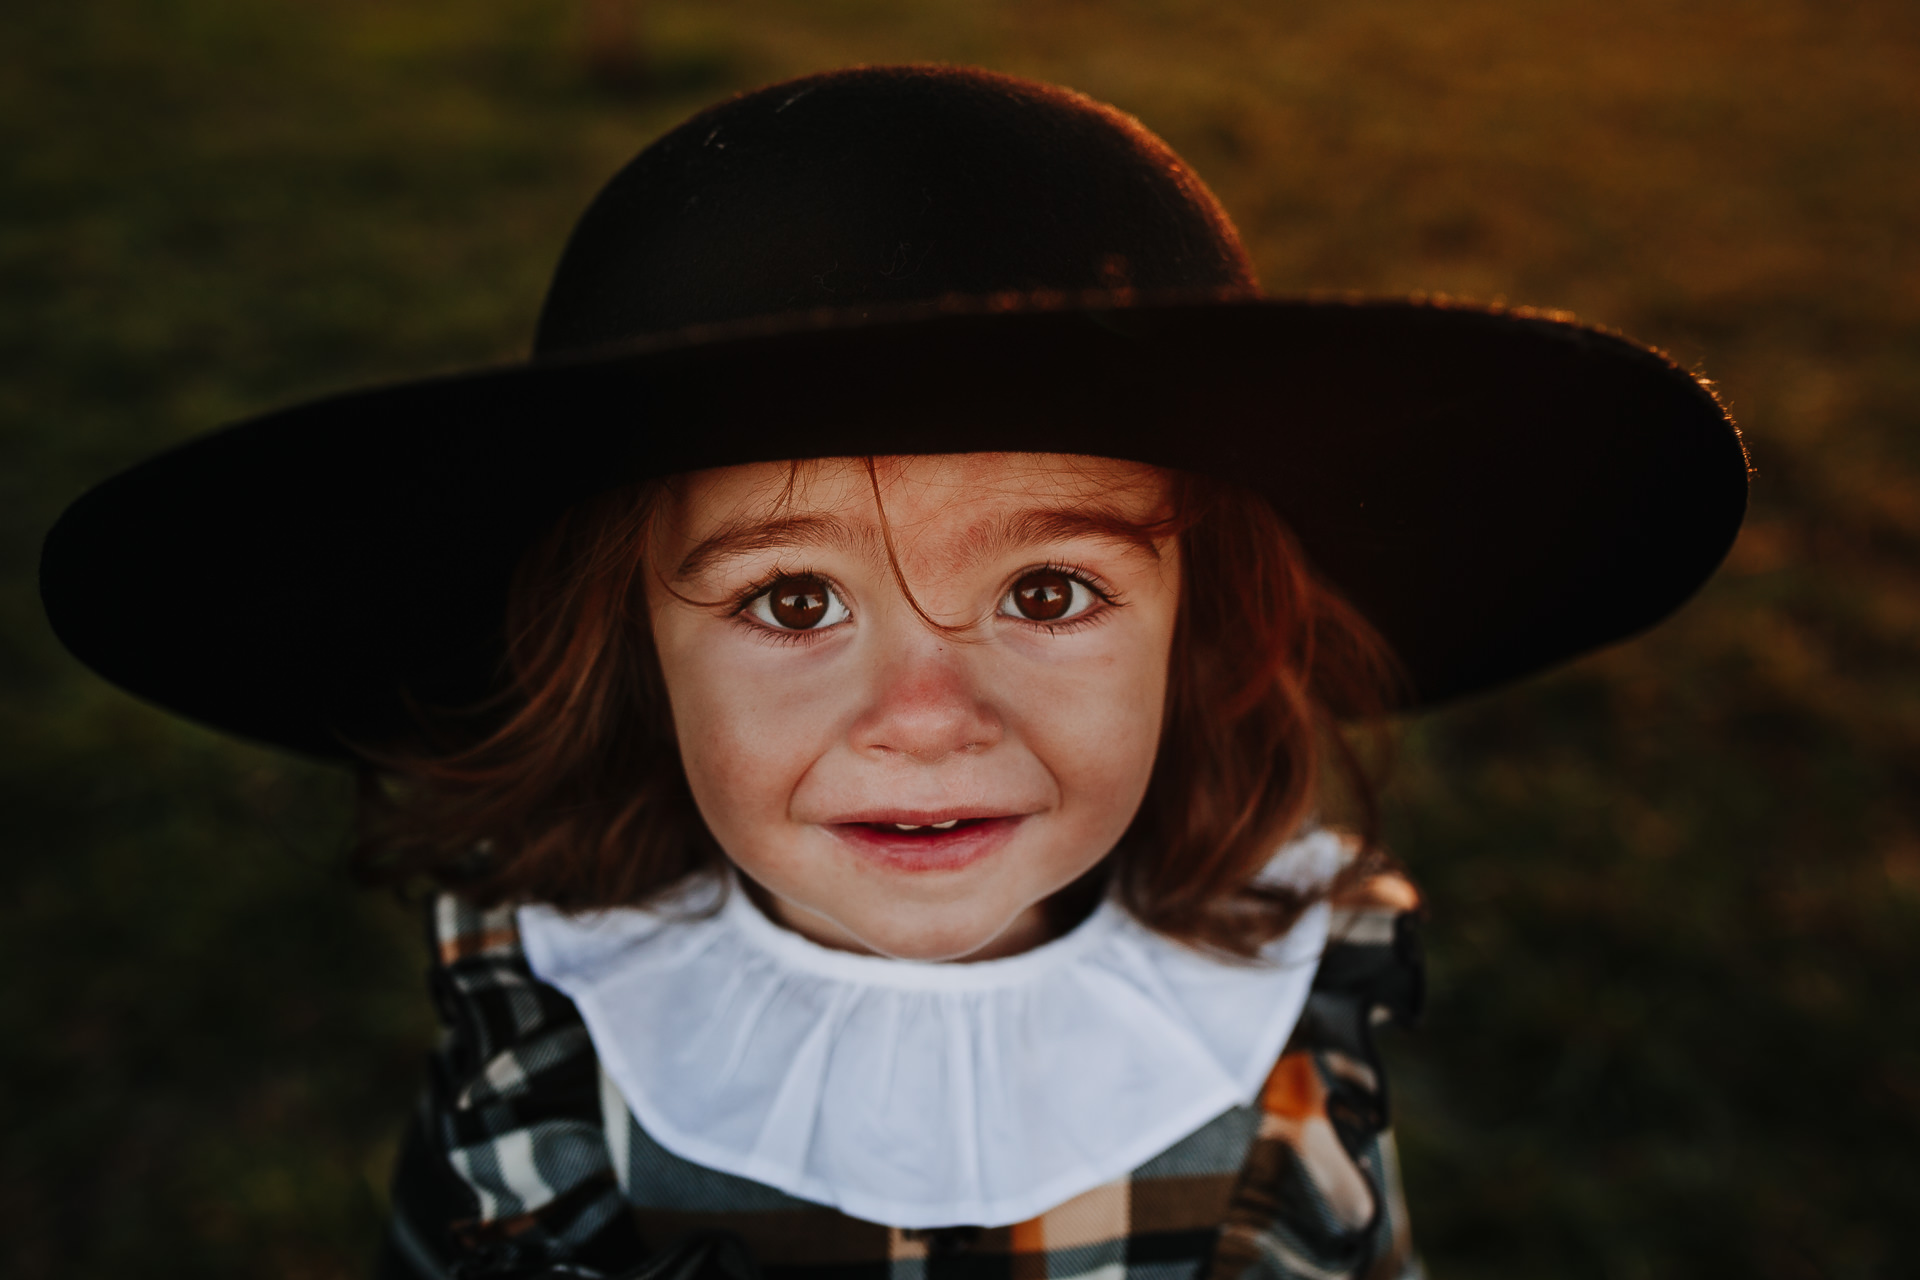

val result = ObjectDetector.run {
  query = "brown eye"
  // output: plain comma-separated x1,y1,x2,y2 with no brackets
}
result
1006,569,1082,622
749,574,848,631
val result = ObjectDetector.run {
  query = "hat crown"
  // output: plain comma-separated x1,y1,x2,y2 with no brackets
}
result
533,65,1257,354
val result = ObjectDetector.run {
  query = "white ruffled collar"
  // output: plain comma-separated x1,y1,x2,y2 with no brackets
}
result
518,833,1342,1229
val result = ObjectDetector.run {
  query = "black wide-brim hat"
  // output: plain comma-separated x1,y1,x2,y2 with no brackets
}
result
41,65,1748,759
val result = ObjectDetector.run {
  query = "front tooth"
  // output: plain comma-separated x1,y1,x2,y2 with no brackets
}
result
931,820,959,830
892,823,922,831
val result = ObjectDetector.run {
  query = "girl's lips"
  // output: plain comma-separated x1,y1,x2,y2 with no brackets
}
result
828,815,1024,873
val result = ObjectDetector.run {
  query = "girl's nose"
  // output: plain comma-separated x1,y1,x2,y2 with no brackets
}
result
849,636,1004,763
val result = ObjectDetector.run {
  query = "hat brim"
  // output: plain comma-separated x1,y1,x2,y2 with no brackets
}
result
40,298,1748,758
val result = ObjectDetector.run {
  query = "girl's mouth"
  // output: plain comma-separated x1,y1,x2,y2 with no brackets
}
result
829,815,1022,872
864,818,983,834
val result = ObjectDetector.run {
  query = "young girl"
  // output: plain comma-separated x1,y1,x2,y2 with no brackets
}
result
39,66,1748,1280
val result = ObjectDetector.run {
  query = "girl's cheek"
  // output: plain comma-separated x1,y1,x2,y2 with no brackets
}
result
657,625,849,812
1000,647,1168,799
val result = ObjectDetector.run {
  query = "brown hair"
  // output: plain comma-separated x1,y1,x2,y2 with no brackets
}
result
354,465,1406,956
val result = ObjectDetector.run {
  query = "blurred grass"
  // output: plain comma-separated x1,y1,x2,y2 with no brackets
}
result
3,0,1917,1276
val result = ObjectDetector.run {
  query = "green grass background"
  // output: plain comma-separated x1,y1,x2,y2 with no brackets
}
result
4,1,1917,1275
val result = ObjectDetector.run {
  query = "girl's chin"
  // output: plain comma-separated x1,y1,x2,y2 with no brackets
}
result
754,858,1057,963
821,903,1052,963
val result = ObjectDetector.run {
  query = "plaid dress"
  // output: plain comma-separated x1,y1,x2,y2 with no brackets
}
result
380,880,1425,1280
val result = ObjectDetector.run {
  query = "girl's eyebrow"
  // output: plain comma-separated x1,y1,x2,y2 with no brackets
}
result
674,504,1166,580
971,507,1166,563
674,514,879,580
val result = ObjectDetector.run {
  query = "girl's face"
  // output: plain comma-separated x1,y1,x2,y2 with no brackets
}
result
646,453,1181,962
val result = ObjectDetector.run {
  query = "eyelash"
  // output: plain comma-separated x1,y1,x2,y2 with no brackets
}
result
727,564,1122,641
1007,563,1121,634
727,567,846,646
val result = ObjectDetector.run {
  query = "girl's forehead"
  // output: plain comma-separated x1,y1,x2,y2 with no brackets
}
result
656,453,1175,579
670,453,1171,530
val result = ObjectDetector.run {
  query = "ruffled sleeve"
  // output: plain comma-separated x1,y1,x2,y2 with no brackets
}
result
1210,871,1425,1280
379,895,642,1277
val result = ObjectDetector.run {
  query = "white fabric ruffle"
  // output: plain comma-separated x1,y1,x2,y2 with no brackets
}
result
518,832,1343,1229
